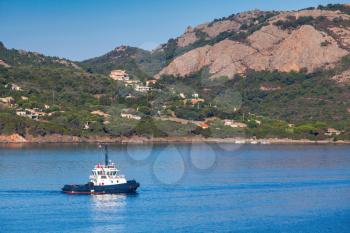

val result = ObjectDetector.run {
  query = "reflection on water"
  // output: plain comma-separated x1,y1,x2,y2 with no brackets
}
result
90,194,127,233
91,194,127,209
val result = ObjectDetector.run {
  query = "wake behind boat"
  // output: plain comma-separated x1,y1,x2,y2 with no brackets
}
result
62,146,139,195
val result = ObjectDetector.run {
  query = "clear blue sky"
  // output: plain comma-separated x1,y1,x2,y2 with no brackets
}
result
0,0,348,61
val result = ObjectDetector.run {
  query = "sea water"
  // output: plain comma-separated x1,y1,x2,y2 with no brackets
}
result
0,143,349,232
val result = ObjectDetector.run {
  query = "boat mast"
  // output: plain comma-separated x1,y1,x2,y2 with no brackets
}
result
104,145,109,166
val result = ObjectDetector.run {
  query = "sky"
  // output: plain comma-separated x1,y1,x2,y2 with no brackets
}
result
0,0,348,61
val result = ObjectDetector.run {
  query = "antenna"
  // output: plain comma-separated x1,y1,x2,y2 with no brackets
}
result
104,145,109,166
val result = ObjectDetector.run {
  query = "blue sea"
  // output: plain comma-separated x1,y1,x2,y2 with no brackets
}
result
0,143,350,233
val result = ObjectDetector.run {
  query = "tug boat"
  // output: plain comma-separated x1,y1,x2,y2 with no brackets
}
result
62,146,139,195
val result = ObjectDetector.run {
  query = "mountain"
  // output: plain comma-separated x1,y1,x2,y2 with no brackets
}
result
157,6,350,79
80,45,166,80
0,42,81,69
82,4,350,82
0,3,350,142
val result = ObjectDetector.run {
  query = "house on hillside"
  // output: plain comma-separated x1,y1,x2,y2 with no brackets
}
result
135,84,151,93
325,128,341,136
16,108,46,120
125,93,136,99
199,123,209,129
15,110,27,117
120,108,141,120
124,80,141,87
91,110,110,118
109,70,129,81
146,79,157,86
224,119,247,128
5,83,22,91
190,98,205,105
11,83,22,91
123,79,151,93
0,97,15,106
192,93,199,98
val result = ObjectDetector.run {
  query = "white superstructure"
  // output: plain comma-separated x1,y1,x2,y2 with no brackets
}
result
89,162,127,186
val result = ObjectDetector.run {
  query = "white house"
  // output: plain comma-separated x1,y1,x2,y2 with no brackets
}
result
109,70,129,81
146,79,157,86
91,110,110,118
124,80,141,87
0,96,15,106
120,109,141,120
134,85,151,93
11,83,22,91
325,128,341,136
16,108,45,120
224,119,247,128
192,93,199,98
16,110,26,117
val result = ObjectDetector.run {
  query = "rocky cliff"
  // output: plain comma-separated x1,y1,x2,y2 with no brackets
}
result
157,6,350,79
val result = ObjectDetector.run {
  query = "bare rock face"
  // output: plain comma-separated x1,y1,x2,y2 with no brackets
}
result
0,134,26,143
269,25,348,72
329,27,350,49
202,20,241,38
177,20,241,47
176,10,265,48
157,45,211,77
177,27,199,47
158,24,349,78
332,70,350,85
248,25,289,52
270,9,350,23
158,39,262,78
207,40,256,77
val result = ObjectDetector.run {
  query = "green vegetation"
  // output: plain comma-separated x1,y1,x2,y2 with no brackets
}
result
1,3,350,142
274,16,315,30
317,4,350,15
80,46,165,78
273,13,350,36
155,58,350,140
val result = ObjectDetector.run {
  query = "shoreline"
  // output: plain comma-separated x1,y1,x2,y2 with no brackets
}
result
0,134,349,145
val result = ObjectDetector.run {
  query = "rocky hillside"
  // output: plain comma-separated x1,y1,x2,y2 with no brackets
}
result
79,4,350,82
0,4,350,141
0,42,80,69
157,5,350,79
80,45,166,80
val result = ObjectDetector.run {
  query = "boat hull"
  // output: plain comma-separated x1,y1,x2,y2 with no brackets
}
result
62,180,139,195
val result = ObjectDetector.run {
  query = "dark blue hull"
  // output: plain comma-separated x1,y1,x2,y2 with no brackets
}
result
62,180,139,194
